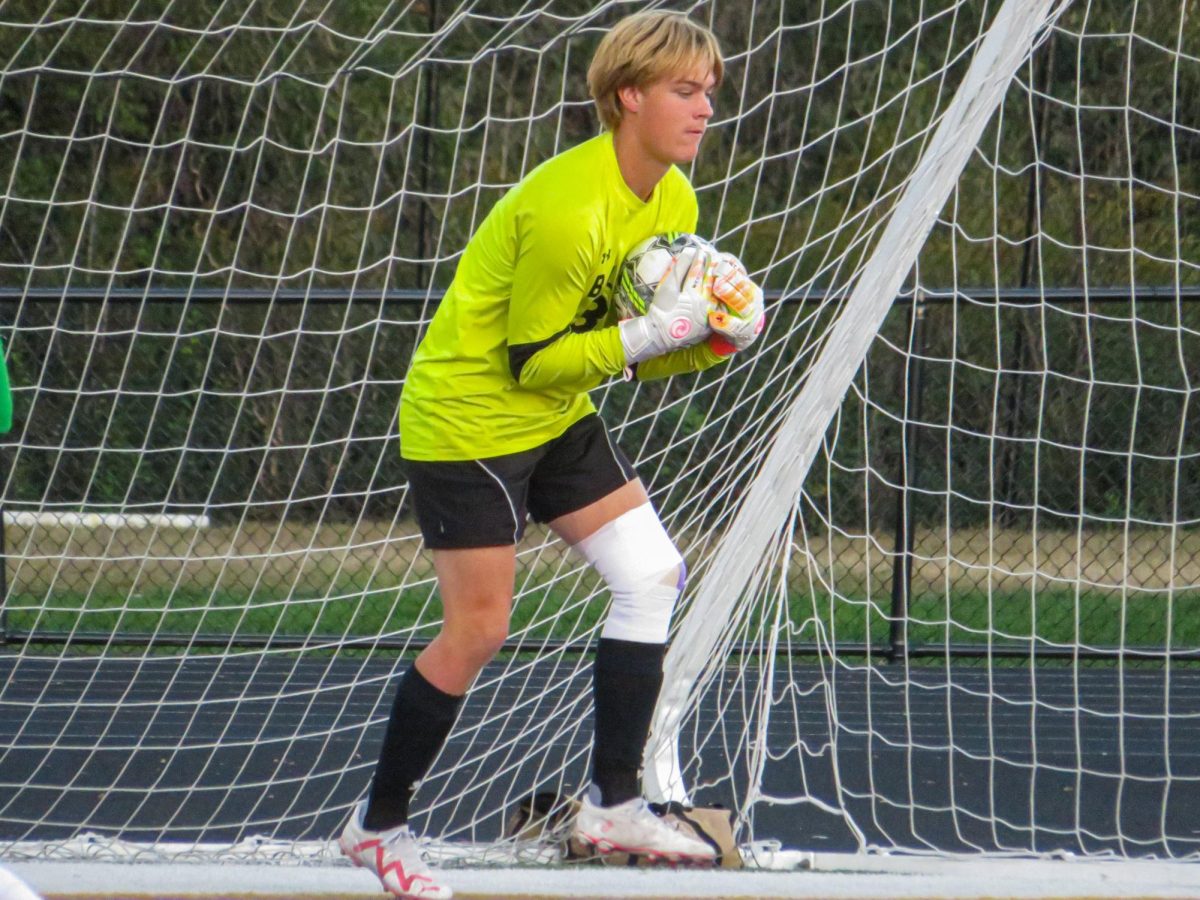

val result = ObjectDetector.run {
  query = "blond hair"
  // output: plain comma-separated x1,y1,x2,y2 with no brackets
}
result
587,11,724,132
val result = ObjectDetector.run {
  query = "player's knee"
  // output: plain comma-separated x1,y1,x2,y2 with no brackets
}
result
446,608,509,665
575,503,684,644
473,617,510,661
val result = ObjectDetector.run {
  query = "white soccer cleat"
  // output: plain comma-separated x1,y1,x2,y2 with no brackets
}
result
572,787,716,865
339,801,453,899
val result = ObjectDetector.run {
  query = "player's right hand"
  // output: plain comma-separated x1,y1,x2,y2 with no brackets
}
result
619,245,715,364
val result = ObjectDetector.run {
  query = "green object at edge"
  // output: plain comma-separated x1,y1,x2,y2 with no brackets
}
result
0,336,11,434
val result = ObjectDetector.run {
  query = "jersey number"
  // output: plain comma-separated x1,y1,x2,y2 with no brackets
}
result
572,274,608,333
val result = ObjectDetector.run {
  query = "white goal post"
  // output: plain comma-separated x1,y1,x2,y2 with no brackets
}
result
1,0,1198,867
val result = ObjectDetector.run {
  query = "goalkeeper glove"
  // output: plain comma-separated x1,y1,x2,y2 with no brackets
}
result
619,245,715,364
706,253,765,354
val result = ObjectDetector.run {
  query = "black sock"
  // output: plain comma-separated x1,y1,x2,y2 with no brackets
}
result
363,665,464,831
591,638,666,807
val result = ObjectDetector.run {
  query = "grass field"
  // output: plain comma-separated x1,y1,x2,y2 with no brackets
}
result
4,520,1199,657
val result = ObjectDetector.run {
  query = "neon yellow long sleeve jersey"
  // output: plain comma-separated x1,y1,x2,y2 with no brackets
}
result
399,132,726,461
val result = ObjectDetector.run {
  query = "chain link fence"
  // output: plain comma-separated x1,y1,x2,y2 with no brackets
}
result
2,288,1197,661
804,289,1200,662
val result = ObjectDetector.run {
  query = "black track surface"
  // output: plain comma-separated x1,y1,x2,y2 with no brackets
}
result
2,655,1198,858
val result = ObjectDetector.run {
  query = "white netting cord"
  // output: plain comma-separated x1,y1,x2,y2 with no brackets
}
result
647,0,1071,806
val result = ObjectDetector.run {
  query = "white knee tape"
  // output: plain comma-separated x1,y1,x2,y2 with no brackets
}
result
575,502,684,644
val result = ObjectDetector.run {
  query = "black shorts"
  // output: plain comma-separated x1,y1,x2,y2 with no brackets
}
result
404,414,637,550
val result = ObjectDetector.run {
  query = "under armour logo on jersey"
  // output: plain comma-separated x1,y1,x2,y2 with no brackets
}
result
600,248,612,264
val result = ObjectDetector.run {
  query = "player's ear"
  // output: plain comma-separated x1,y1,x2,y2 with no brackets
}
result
617,84,643,116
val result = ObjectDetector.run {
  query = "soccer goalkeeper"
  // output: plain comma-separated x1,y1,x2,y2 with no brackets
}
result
339,11,765,898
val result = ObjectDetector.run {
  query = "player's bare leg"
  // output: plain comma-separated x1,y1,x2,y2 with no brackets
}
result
549,478,649,545
420,545,516,694
342,545,516,898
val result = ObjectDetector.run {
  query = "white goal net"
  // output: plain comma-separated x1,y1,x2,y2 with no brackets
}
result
1,0,1198,865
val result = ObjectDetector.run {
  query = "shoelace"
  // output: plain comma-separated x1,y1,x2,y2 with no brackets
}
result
383,826,416,853
630,801,686,833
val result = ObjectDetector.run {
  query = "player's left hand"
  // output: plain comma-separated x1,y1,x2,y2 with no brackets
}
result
706,253,765,353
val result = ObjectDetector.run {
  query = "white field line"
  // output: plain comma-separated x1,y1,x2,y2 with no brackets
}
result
8,854,1200,899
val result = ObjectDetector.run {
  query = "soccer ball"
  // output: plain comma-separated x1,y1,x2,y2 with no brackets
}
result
614,232,714,321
